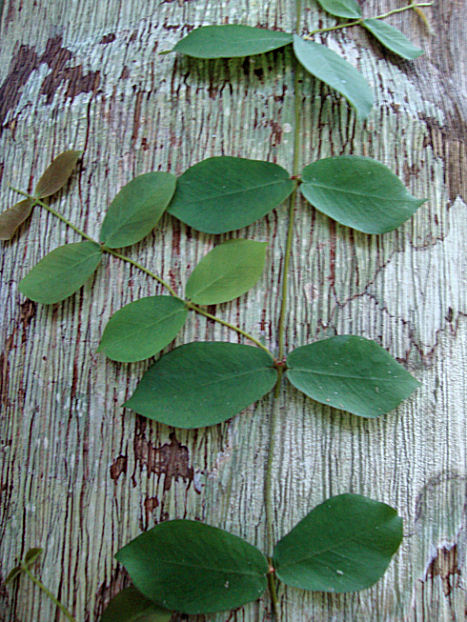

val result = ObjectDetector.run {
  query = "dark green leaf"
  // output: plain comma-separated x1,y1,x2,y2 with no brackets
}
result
34,150,82,198
363,19,424,60
5,566,22,585
315,0,362,19
19,241,102,304
300,156,426,233
286,336,420,417
186,239,267,305
100,173,176,248
24,548,43,566
116,520,268,614
124,342,277,428
98,296,188,363
273,494,403,592
293,35,373,121
172,25,293,58
0,199,33,241
100,586,171,622
168,157,294,234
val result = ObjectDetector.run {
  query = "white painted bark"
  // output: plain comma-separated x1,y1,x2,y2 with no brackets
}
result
0,1,465,621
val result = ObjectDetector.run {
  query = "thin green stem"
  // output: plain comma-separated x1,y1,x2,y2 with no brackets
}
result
305,2,433,37
21,566,77,622
104,247,180,299
187,302,272,355
264,2,303,619
9,186,96,243
267,562,279,620
9,186,273,356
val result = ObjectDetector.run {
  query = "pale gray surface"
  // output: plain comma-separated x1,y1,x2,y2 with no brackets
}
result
0,1,466,621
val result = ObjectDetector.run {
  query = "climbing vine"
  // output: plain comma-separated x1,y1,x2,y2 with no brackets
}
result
2,1,432,620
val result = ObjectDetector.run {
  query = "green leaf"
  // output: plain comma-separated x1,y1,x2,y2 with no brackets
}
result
98,296,188,363
172,25,293,58
273,494,403,592
168,157,294,234
100,173,176,248
100,586,171,622
292,35,373,121
124,342,277,428
363,19,424,61
315,0,362,19
301,156,426,233
186,239,267,305
116,520,268,614
34,150,82,198
5,565,22,585
19,241,102,304
0,199,33,241
286,336,420,418
24,548,43,566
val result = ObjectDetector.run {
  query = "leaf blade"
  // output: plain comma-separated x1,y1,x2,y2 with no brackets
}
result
315,0,362,19
293,35,373,120
273,494,403,592
124,342,277,428
186,239,267,305
363,19,424,60
98,296,188,362
0,199,33,240
286,335,420,418
100,586,171,622
168,157,294,234
100,172,176,248
34,150,82,198
173,25,293,58
19,241,102,304
300,155,426,233
116,520,268,614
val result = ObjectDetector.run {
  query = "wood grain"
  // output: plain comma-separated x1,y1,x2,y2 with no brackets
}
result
0,1,465,621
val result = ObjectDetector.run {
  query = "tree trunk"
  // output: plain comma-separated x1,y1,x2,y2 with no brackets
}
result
0,1,465,620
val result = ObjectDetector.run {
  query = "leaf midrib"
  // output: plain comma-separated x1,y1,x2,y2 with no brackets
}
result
174,178,289,206
302,180,416,204
288,367,398,383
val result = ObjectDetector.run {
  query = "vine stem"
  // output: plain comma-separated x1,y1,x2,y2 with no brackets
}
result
21,565,77,622
8,186,272,355
304,2,433,37
264,1,303,619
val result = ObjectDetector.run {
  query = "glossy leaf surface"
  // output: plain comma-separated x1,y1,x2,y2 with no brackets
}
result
100,586,171,622
19,241,102,304
273,494,403,592
363,19,424,60
98,296,188,362
186,239,267,305
315,0,362,19
116,520,268,614
172,25,293,58
168,157,294,234
286,336,420,418
124,342,277,428
34,150,82,198
100,172,176,248
0,199,33,240
293,36,373,120
301,156,425,233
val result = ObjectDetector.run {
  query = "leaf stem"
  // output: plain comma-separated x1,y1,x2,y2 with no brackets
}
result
187,302,272,355
264,2,303,619
21,565,77,622
267,562,279,620
305,2,433,37
9,187,273,356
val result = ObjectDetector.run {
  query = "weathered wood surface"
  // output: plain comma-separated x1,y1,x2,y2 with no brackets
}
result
0,1,465,620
